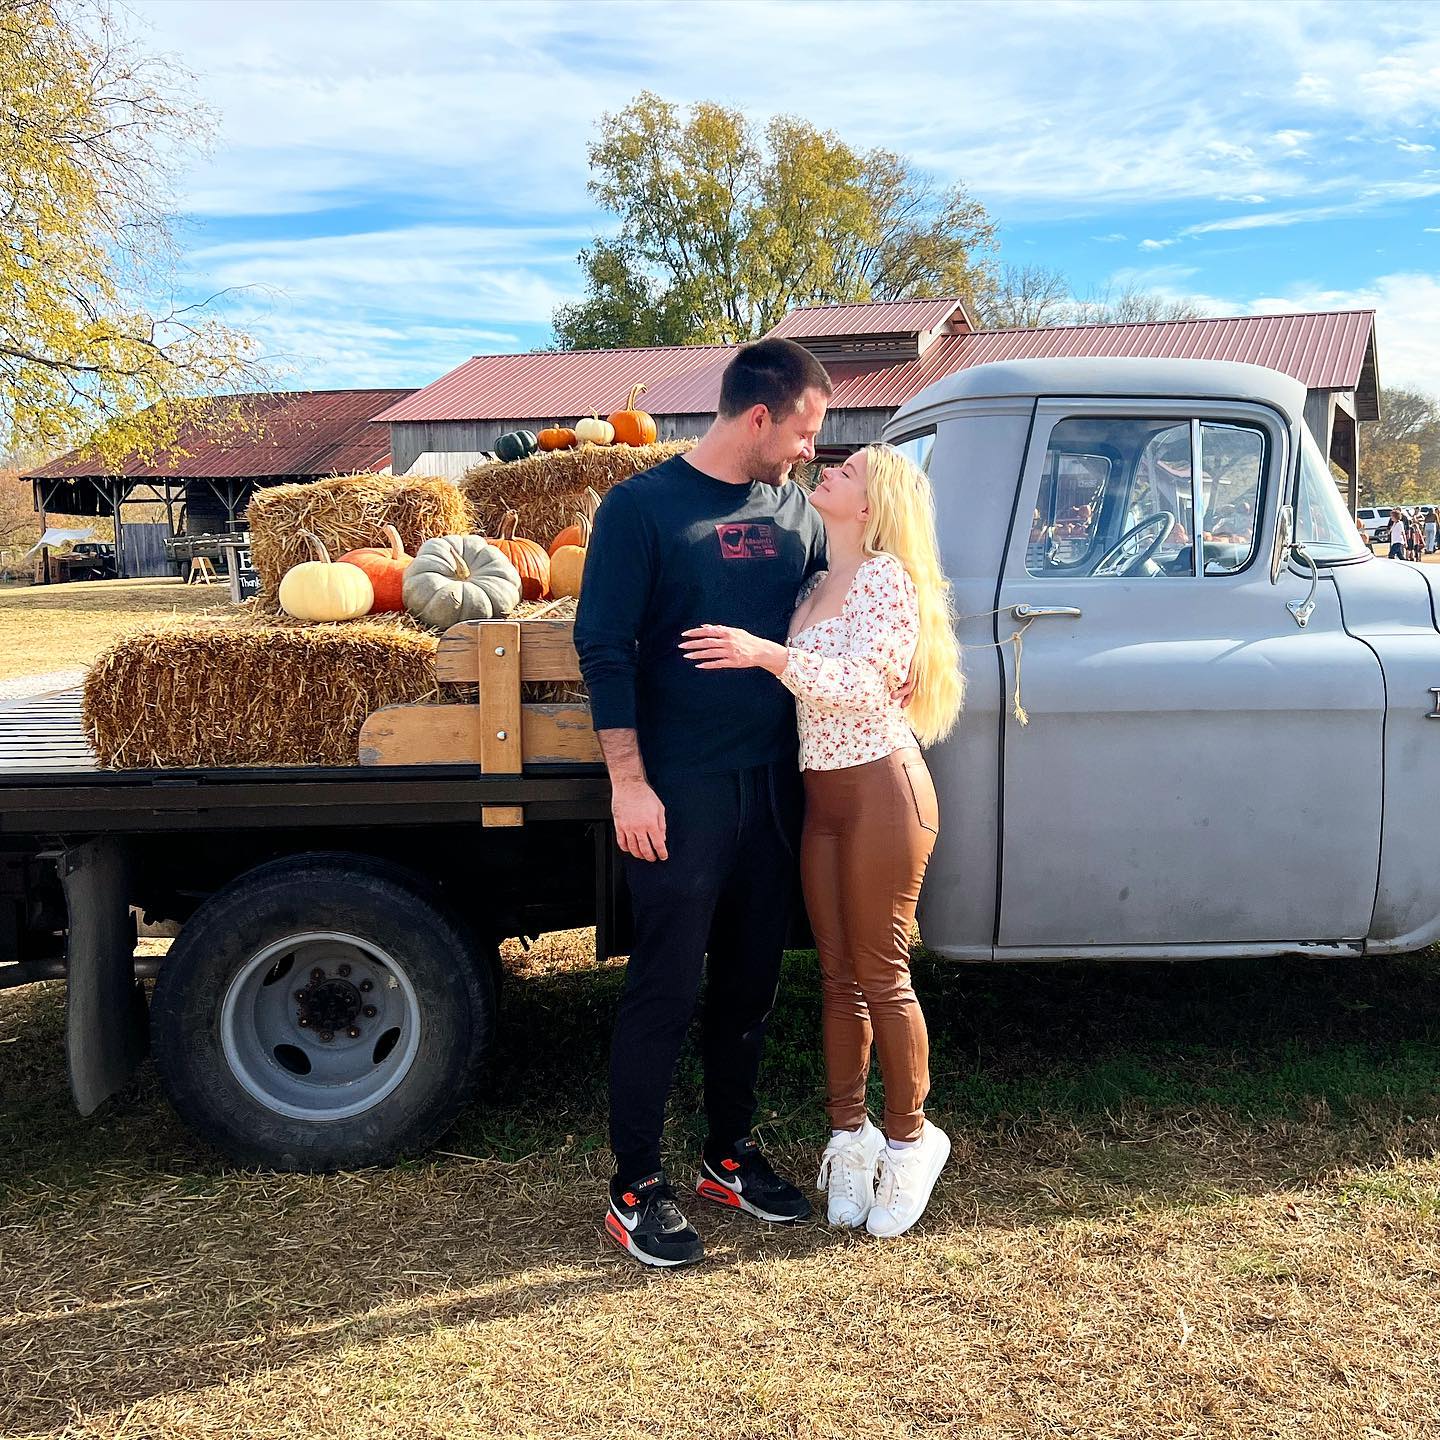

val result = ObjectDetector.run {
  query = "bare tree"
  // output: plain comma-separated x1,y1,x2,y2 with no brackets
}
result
973,264,1073,329
1070,281,1207,325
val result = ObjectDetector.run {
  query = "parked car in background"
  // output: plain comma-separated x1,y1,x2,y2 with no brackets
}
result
67,542,117,581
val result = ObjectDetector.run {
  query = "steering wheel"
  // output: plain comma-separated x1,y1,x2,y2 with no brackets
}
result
1091,511,1176,578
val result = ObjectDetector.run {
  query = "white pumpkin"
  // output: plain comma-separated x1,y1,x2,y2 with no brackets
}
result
278,531,374,621
574,413,615,446
402,534,521,628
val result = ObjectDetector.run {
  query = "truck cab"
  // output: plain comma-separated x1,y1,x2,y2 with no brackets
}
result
884,358,1440,962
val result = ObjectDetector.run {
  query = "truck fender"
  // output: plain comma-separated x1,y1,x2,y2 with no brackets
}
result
61,838,146,1114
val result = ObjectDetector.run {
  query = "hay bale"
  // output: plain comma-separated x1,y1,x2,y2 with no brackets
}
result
461,439,695,545
246,472,470,609
82,598,586,769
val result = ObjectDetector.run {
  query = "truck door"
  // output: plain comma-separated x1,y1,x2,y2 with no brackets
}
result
994,399,1384,953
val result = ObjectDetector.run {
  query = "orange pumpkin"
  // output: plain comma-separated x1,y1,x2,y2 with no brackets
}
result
608,383,657,447
336,524,410,612
548,486,601,556
538,425,577,451
488,509,550,601
549,513,590,598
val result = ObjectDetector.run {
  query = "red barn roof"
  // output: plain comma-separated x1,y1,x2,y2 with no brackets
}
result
25,389,414,482
379,309,1378,426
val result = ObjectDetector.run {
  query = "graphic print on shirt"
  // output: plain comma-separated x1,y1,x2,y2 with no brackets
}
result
715,521,779,560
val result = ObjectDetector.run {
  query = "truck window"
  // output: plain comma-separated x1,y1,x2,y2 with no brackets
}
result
1027,416,1267,578
1294,427,1369,561
893,430,935,474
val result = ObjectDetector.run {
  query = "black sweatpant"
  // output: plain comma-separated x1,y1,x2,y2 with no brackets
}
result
610,761,803,1184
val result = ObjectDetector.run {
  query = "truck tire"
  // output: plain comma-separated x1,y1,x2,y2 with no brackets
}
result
150,852,495,1171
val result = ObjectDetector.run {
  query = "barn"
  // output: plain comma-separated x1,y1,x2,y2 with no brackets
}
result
23,388,412,578
376,300,1379,508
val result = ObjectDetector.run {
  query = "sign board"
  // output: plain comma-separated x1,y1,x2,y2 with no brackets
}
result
220,538,260,604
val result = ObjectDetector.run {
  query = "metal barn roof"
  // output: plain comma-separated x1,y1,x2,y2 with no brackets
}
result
25,389,414,482
378,309,1378,427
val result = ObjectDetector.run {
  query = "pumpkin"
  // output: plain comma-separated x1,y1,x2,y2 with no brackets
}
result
573,413,614,446
538,425,577,452
488,509,550,601
403,535,521,628
336,524,410,612
495,429,539,463
548,512,591,599
548,486,601,556
278,531,374,621
608,383,657,447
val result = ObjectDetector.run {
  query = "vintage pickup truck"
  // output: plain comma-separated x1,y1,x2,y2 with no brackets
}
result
2,356,1434,1170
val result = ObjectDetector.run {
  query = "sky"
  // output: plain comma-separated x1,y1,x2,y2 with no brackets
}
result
132,0,1440,396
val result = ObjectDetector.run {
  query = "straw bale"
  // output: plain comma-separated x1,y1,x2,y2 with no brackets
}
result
246,472,469,609
461,439,695,545
82,598,585,769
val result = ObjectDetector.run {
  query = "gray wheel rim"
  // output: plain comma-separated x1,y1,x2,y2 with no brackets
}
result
219,930,422,1122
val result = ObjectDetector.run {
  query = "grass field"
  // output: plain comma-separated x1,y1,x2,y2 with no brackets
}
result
0,577,222,682
5,934,1440,1437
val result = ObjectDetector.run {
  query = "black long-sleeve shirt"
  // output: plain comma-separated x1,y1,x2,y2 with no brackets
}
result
574,455,826,779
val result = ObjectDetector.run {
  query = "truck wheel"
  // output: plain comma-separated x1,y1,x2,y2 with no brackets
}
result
150,853,495,1171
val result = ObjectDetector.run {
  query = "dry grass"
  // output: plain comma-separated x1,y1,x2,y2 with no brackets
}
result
462,440,695,545
0,577,221,682
246,473,470,610
5,943,1440,1437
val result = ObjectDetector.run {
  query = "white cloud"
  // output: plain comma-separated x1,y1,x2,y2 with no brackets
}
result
1093,233,1128,243
1398,140,1436,153
1216,194,1269,204
1138,238,1178,251
1271,129,1313,151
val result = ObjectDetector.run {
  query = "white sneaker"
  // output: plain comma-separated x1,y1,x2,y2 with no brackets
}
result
816,1119,886,1227
866,1121,951,1238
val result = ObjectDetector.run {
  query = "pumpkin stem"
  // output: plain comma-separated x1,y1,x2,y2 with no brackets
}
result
581,485,601,521
500,510,519,541
576,513,592,546
626,383,647,410
298,530,332,565
446,538,471,582
382,524,405,560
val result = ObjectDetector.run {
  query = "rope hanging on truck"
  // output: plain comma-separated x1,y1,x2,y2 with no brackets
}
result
952,611,1034,726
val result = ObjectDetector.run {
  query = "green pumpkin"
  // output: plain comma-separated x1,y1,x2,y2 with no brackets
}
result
495,430,538,463
402,535,521,628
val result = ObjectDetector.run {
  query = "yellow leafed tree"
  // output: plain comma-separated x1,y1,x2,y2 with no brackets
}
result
0,0,265,467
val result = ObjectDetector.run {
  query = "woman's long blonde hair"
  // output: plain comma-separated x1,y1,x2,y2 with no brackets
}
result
859,443,963,746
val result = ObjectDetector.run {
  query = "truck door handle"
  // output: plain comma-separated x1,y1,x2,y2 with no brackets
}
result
1011,603,1082,621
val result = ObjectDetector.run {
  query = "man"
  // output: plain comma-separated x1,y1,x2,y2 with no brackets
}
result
574,337,831,1268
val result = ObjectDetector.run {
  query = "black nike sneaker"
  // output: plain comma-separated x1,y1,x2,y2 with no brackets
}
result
605,1172,705,1268
697,1136,812,1223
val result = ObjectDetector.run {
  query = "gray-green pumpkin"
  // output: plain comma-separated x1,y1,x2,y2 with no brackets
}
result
402,535,521,628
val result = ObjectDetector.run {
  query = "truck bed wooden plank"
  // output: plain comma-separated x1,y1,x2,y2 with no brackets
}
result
435,619,581,684
0,690,96,774
358,703,601,767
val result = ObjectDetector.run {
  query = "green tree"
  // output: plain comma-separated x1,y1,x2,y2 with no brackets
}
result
554,92,996,348
1359,385,1440,506
1,0,264,464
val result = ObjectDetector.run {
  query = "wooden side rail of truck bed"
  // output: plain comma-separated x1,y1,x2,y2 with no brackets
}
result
358,617,602,828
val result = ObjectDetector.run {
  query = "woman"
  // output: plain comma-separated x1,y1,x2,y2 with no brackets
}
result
680,444,964,1237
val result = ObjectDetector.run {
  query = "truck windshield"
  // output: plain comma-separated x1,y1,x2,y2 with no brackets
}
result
1294,428,1369,562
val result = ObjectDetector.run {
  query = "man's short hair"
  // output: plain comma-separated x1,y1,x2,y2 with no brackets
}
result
718,337,833,419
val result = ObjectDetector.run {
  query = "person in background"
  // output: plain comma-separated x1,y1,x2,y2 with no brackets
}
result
1388,509,1408,561
1425,506,1437,555
681,444,964,1238
1409,510,1426,562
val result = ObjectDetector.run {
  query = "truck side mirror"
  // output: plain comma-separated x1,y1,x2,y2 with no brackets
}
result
1270,505,1294,586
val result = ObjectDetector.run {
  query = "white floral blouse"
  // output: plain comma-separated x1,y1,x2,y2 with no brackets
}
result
780,553,919,772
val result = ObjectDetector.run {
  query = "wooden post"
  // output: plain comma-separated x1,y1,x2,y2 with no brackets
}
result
478,621,524,827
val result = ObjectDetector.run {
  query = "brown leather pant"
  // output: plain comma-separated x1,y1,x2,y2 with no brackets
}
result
801,748,938,1142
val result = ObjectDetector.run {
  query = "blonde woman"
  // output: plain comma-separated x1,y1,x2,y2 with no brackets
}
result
681,443,963,1237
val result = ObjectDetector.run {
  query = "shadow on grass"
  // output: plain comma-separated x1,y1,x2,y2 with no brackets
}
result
3,948,1440,1432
